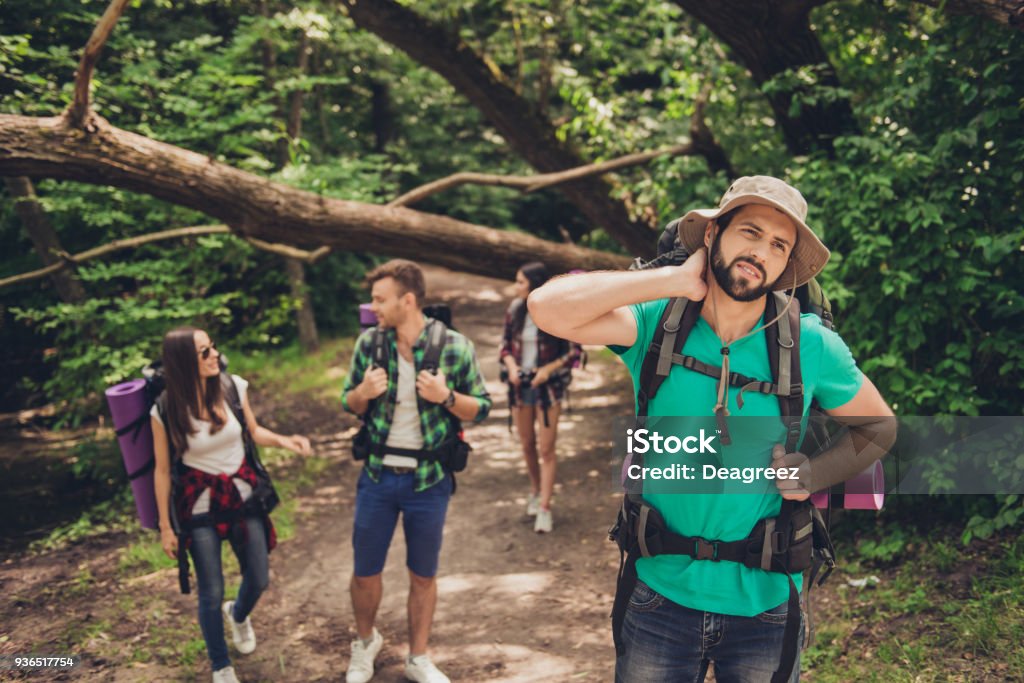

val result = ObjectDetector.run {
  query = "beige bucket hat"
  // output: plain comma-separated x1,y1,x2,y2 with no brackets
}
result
676,176,830,290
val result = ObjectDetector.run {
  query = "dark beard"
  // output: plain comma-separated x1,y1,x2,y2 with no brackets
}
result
709,237,773,302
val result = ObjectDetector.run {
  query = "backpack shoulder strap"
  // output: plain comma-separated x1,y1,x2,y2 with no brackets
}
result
370,327,388,369
220,373,246,429
766,292,804,451
637,298,702,418
421,318,447,374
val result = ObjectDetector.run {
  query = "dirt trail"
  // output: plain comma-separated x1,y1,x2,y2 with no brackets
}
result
0,266,634,682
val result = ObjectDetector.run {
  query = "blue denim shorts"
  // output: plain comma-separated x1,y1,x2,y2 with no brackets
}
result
517,386,540,406
352,468,453,577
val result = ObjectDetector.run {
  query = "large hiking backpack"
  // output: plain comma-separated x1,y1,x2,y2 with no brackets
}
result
351,314,472,481
609,220,839,683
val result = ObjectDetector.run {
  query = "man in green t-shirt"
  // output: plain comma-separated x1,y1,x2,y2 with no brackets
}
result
528,176,894,682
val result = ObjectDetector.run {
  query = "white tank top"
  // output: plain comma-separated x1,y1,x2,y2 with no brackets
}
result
152,374,252,513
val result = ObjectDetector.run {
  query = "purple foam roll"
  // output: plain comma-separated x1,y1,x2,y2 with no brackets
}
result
811,460,885,511
105,379,158,529
360,303,377,330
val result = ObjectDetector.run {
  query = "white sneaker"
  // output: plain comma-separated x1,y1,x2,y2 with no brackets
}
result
212,666,240,683
405,654,450,683
346,628,384,683
534,509,553,533
526,493,540,516
222,601,256,655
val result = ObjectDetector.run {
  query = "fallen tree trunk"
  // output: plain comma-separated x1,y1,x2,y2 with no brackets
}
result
0,114,631,277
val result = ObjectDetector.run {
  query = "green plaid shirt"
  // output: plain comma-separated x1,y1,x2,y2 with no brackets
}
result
342,316,492,491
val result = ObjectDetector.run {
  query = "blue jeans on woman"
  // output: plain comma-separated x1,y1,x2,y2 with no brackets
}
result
189,515,270,672
615,581,804,683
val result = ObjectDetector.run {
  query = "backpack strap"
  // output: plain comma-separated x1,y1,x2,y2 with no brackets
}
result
765,292,805,452
370,327,388,369
636,298,702,419
421,318,447,374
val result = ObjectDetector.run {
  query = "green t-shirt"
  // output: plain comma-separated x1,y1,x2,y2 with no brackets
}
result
611,298,864,616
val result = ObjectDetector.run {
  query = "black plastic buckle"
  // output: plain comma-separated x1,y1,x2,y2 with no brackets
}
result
694,538,719,561
772,530,787,555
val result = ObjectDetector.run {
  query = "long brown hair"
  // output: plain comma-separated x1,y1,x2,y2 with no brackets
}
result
512,261,550,334
161,327,224,455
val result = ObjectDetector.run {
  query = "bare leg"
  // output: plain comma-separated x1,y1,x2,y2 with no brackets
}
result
407,570,438,656
536,403,561,510
515,404,540,495
351,573,383,640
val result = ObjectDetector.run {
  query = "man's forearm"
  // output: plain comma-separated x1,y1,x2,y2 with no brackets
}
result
528,269,662,331
808,416,898,492
344,386,369,416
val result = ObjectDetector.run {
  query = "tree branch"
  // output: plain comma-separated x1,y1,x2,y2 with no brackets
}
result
0,114,630,279
244,237,331,264
341,0,658,256
388,144,696,208
0,225,228,289
688,84,735,177
4,176,88,301
0,224,335,290
67,0,132,129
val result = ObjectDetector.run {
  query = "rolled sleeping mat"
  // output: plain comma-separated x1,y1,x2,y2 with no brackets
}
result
360,303,377,331
811,459,885,511
105,379,158,529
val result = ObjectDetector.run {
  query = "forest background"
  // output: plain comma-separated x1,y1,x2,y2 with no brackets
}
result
1,0,1023,679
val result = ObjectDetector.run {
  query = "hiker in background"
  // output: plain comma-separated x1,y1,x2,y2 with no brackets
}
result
499,261,582,534
529,177,896,682
342,259,492,683
151,327,311,683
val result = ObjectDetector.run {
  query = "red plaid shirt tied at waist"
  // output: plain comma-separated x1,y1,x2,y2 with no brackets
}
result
175,459,277,551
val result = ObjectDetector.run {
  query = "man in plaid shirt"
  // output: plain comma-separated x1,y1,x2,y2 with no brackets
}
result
341,259,491,683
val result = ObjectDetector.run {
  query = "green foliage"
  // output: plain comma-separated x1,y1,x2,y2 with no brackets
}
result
856,527,908,565
10,234,300,424
963,494,1024,544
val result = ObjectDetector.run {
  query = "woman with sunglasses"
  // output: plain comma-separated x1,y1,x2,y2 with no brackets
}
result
500,262,582,534
151,327,311,683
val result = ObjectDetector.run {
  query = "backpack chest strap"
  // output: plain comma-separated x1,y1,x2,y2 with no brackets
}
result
653,345,804,404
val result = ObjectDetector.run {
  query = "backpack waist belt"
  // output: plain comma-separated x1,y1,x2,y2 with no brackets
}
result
609,496,833,683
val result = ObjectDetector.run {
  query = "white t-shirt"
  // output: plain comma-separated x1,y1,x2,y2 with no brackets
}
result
152,374,252,514
520,313,539,372
383,353,423,467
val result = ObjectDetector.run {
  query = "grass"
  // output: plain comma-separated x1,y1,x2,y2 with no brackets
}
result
228,335,356,402
804,523,1024,681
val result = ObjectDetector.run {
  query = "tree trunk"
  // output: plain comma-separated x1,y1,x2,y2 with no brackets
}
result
370,80,393,153
341,0,658,257
672,0,859,155
3,176,86,302
285,256,319,351
261,11,320,353
0,114,629,277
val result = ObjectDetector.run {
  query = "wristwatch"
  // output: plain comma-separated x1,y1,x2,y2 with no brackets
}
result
443,389,456,408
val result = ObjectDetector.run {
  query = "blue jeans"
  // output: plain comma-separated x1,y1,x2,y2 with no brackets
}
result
352,468,452,577
615,581,804,683
189,515,270,671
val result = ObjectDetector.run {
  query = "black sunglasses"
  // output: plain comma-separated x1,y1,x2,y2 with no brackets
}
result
197,342,217,360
